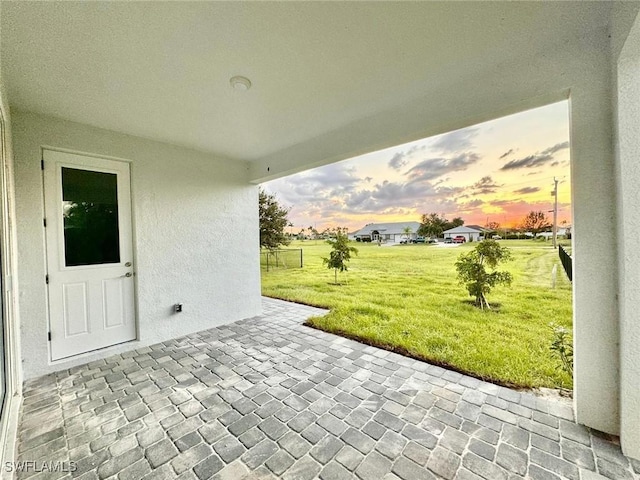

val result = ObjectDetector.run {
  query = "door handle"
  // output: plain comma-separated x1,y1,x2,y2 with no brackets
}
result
124,272,132,278
125,262,132,267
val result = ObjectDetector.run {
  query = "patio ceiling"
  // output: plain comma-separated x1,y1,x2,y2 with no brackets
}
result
1,2,614,171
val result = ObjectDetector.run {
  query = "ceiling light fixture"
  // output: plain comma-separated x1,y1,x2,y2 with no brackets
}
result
230,76,252,91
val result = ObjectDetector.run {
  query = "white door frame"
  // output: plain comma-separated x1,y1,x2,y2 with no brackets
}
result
0,96,22,475
43,149,137,361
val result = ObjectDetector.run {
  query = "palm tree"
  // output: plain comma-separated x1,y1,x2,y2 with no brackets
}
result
402,226,413,243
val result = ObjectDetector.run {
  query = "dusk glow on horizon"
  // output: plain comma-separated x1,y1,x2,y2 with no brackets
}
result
264,101,571,234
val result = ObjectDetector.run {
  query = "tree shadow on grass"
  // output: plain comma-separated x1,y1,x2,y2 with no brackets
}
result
461,299,503,312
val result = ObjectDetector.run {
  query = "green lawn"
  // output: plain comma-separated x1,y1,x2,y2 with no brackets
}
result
261,239,573,390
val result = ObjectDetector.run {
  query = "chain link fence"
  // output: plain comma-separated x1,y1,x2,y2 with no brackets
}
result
260,249,303,271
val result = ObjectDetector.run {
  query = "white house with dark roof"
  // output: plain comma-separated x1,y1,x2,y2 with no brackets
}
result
353,221,421,243
443,225,485,242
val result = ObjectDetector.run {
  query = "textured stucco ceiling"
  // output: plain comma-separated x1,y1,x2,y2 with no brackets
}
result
1,2,614,164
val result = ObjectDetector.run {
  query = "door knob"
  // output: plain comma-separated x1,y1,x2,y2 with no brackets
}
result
125,272,132,278
125,262,132,267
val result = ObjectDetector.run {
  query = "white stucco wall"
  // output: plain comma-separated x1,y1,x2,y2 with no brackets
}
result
616,10,640,460
11,110,262,380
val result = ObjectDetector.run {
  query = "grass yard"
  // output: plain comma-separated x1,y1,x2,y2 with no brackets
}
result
261,239,573,390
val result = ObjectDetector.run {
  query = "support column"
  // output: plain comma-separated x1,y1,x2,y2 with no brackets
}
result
616,12,640,460
570,77,619,435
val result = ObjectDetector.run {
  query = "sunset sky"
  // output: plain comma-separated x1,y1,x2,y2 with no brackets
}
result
263,101,571,234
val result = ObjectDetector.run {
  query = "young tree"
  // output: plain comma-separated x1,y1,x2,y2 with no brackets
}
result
323,231,358,285
259,189,291,249
520,211,552,237
455,240,513,310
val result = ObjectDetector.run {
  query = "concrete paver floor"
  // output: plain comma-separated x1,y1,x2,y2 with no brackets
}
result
15,298,640,480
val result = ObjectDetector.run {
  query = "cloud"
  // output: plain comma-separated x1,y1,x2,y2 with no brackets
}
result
489,199,521,207
460,199,484,209
344,181,427,212
303,162,361,189
437,185,467,197
513,186,540,195
340,177,468,215
264,162,363,208
405,152,480,183
431,127,478,154
500,153,554,171
470,176,500,195
387,144,426,170
499,149,514,159
500,141,569,171
388,152,408,170
542,141,570,155
266,155,472,221
433,177,450,186
341,170,493,216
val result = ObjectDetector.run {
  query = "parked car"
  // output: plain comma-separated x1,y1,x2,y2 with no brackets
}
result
444,238,453,244
411,236,426,243
492,235,502,240
453,236,466,243
427,238,438,244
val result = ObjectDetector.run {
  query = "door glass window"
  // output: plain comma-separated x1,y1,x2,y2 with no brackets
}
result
62,167,120,266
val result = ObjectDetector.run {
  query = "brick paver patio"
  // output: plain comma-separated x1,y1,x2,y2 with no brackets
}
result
15,298,640,479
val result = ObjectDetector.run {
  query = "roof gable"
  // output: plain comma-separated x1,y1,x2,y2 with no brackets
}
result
443,225,484,234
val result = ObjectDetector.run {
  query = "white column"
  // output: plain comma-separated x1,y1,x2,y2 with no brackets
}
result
616,12,640,460
570,75,620,435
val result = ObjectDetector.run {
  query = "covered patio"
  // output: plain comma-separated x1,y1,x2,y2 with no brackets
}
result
15,299,639,479
1,2,640,477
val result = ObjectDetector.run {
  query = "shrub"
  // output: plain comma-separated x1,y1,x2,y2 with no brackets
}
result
549,323,573,377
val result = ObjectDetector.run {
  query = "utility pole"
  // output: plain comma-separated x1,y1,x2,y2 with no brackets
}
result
552,177,559,249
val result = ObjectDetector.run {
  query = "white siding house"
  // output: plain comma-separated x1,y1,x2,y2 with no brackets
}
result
353,221,421,243
0,1,640,463
443,226,485,242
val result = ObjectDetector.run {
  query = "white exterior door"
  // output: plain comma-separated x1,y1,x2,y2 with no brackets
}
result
43,150,136,361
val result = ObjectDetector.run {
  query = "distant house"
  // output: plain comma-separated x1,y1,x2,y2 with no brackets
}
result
538,226,571,239
443,225,485,242
353,221,421,243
